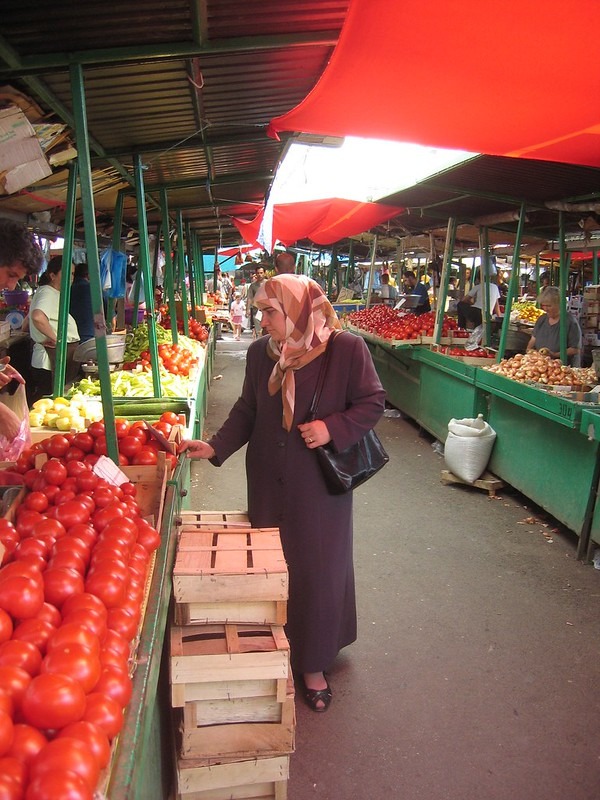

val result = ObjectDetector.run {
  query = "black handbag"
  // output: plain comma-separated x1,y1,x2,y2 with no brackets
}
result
307,331,389,494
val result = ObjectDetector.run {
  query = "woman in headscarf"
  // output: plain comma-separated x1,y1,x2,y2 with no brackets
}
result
180,275,385,711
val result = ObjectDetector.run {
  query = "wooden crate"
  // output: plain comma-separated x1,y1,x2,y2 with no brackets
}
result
121,451,170,524
173,527,288,626
177,510,251,530
171,624,295,762
176,754,289,799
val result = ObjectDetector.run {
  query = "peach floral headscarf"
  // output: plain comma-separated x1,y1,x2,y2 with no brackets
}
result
254,275,341,431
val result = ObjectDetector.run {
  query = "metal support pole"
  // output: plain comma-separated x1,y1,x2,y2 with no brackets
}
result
195,236,205,296
497,202,526,361
160,189,178,343
593,251,599,285
535,254,541,295
53,160,78,398
559,212,568,364
185,222,196,317
176,212,189,336
433,218,456,344
480,226,492,348
365,236,378,308
133,154,161,397
70,64,119,463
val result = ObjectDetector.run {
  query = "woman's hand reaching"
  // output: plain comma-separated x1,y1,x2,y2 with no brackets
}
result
178,439,216,459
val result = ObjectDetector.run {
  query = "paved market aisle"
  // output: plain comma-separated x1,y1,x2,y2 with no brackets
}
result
189,333,600,800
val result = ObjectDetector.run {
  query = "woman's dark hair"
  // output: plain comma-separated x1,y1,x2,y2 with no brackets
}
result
0,220,44,273
39,255,63,286
74,262,89,280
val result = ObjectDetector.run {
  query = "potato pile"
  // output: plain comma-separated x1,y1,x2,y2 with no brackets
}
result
484,352,596,386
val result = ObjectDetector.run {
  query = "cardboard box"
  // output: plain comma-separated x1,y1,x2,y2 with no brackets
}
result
0,106,52,195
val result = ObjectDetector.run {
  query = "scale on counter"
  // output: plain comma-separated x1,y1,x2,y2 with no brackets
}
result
73,333,131,375
394,294,423,311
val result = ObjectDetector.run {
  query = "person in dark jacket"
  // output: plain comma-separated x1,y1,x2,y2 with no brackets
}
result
69,262,94,342
179,275,386,712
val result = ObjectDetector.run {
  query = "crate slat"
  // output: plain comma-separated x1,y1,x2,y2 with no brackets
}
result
176,754,289,799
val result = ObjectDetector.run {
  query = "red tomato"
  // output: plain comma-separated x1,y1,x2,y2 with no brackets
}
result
52,488,77,506
13,538,49,562
64,447,87,463
12,619,56,656
120,482,137,497
86,422,105,439
47,549,87,574
15,510,44,538
152,421,172,437
0,640,42,676
93,436,108,456
58,720,111,769
52,535,91,566
84,572,126,609
44,435,71,459
0,710,14,758
136,521,161,553
82,692,123,740
61,593,107,622
25,769,94,800
76,471,98,493
24,491,49,513
31,735,100,789
91,487,116,510
0,666,31,708
117,435,143,460
160,411,179,426
0,756,25,796
29,602,61,628
21,673,86,730
30,518,67,545
72,433,94,454
7,723,47,766
67,524,97,549
106,607,139,642
66,460,89,477
114,419,131,439
41,644,101,694
92,503,125,532
54,499,91,529
40,483,60,504
0,609,13,645
41,459,68,486
83,454,100,468
93,665,132,708
42,568,85,609
101,629,130,661
61,609,107,643
0,692,12,717
132,447,158,466
0,575,44,620
47,624,101,657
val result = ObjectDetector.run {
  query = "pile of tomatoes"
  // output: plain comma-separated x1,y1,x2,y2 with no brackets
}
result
0,438,162,799
347,307,463,340
438,346,495,358
123,342,198,377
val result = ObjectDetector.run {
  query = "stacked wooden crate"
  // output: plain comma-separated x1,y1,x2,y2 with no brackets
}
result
170,511,294,800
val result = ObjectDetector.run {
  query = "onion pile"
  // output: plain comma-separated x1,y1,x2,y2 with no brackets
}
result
484,352,597,386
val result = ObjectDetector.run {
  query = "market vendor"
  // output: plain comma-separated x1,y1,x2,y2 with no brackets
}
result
25,256,81,403
402,270,430,315
0,220,44,452
457,274,501,330
526,286,581,366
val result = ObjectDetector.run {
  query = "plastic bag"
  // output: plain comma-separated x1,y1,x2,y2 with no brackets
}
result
0,383,31,461
444,413,496,483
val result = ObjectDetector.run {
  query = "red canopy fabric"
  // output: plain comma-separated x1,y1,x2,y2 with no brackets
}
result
233,198,402,249
268,0,600,168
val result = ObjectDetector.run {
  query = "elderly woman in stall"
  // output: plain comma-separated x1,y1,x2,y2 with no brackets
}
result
526,286,582,366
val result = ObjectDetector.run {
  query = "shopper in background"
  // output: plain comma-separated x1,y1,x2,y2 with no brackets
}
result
379,272,397,305
229,291,245,341
275,251,296,274
0,220,44,447
26,256,80,403
179,275,385,713
245,264,267,338
69,262,94,342
457,274,501,330
526,285,581,366
402,270,431,315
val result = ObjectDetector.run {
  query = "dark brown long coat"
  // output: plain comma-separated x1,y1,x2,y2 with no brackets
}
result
208,330,386,673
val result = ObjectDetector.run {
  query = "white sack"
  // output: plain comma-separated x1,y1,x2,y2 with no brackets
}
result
444,413,496,483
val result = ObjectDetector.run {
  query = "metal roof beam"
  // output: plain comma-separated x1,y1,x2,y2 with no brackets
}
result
122,173,272,194
95,129,268,159
0,32,339,78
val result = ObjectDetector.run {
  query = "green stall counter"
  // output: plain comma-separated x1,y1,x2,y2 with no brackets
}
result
414,348,488,441
578,408,600,549
477,371,600,537
361,337,421,421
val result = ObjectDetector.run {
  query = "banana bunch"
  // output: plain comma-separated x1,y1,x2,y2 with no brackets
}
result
512,301,545,324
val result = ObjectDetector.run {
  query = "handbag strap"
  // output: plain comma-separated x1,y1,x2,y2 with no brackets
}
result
307,330,340,420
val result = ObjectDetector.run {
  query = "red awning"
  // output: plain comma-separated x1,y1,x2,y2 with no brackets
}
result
268,0,600,168
233,198,402,250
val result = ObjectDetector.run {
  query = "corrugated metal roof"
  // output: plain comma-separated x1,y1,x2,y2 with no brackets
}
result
0,0,350,248
0,1,599,256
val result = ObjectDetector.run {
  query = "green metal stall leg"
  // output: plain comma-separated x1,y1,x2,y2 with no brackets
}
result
176,212,189,337
559,212,568,364
70,64,119,463
497,202,526,361
53,160,78,398
433,217,456,344
134,154,161,398
160,189,178,344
